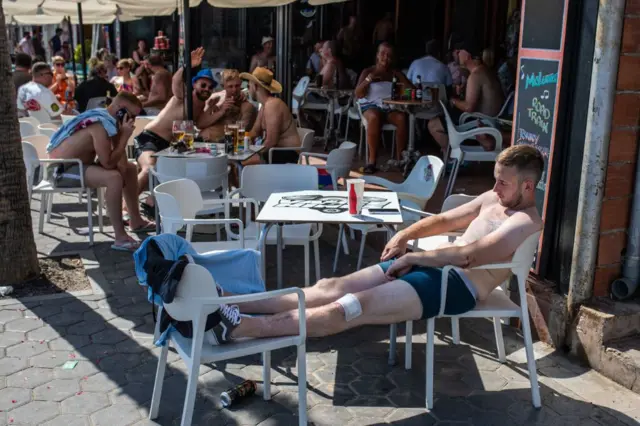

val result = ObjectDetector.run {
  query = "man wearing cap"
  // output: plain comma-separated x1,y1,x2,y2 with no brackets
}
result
241,67,301,164
428,40,504,153
134,47,221,209
250,36,276,73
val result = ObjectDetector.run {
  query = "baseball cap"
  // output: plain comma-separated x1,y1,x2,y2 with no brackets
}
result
192,69,217,87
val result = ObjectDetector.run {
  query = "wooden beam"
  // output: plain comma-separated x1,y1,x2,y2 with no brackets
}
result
443,0,452,55
395,0,400,35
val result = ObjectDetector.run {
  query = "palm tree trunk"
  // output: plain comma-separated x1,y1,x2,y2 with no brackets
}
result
0,4,40,285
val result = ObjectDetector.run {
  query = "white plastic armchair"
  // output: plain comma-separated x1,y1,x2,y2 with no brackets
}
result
149,264,308,426
440,100,504,198
459,91,515,126
22,142,40,200
153,178,261,254
391,231,542,410
20,121,37,138
300,141,357,188
267,128,315,164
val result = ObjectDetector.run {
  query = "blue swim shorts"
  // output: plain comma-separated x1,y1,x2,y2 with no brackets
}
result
378,260,477,319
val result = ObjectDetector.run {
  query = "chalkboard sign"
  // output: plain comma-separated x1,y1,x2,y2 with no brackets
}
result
521,0,566,50
513,57,560,215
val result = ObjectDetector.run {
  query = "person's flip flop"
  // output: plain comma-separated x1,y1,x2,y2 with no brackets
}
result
111,241,140,252
130,222,156,233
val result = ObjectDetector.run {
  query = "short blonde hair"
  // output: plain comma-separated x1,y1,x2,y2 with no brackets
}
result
496,145,545,184
221,69,241,84
114,91,143,109
52,56,65,65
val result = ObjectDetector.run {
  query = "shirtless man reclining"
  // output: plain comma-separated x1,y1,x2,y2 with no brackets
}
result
134,48,222,209
47,92,153,252
205,145,544,344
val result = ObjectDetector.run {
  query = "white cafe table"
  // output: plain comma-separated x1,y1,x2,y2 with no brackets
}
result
256,190,403,289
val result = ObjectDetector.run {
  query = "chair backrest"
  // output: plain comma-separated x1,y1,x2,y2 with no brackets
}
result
86,97,107,110
240,164,319,202
154,178,204,223
20,116,40,127
38,123,59,130
297,128,315,152
499,91,515,117
441,194,476,212
439,100,456,134
22,135,50,159
20,121,37,138
61,114,74,124
293,76,310,99
22,141,39,197
29,109,53,124
510,231,541,281
164,263,221,322
156,155,228,193
38,127,57,138
326,141,356,186
400,155,445,203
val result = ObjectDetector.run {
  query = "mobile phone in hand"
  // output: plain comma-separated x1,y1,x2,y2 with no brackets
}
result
116,108,128,123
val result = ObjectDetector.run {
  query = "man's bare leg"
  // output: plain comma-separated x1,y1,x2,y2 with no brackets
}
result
84,165,135,244
136,151,156,206
232,279,422,338
428,117,449,154
119,158,153,230
387,111,408,161
235,265,390,314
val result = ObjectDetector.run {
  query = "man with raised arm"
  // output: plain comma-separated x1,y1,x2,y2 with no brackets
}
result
202,145,544,344
46,92,153,252
134,48,221,208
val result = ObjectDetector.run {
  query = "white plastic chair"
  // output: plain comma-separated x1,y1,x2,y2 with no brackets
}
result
459,91,515,126
440,100,503,198
61,114,74,124
154,178,261,254
86,97,107,110
20,121,37,138
292,76,310,126
148,264,308,426
22,141,40,200
26,135,104,245
38,123,59,138
343,97,361,142
391,231,542,410
230,164,322,287
333,155,445,272
357,100,396,161
267,128,315,164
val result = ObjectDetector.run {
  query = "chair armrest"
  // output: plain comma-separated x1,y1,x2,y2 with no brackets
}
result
469,262,524,270
459,112,496,125
361,175,401,192
454,126,502,145
300,151,328,162
268,147,303,164
397,193,428,211
183,218,245,248
203,287,307,339
401,206,436,218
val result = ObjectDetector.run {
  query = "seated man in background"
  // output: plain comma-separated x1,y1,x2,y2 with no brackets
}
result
429,40,504,153
17,62,73,119
198,69,257,142
74,62,118,112
140,54,172,110
135,48,221,209
12,53,32,92
202,145,544,345
46,92,153,251
241,67,300,164
407,39,452,89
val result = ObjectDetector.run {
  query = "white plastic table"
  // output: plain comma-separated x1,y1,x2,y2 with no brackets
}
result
256,190,403,288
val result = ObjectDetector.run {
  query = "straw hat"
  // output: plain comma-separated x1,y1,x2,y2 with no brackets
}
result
240,67,282,94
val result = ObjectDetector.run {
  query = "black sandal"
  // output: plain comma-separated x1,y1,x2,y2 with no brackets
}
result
360,164,378,174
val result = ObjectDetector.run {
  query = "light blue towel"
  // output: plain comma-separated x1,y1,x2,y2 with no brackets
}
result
133,234,265,305
133,234,265,346
47,109,119,153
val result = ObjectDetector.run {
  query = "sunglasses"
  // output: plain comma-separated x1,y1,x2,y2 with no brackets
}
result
198,84,214,90
54,63,65,67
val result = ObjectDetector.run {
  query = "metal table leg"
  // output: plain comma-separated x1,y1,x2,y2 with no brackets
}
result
277,223,283,289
